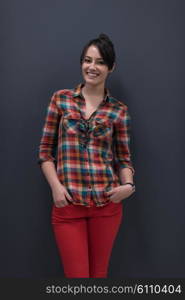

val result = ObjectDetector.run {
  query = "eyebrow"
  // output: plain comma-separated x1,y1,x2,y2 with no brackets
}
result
85,56,104,60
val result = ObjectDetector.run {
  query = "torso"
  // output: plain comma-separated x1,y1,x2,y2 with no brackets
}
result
81,87,106,120
84,100,102,120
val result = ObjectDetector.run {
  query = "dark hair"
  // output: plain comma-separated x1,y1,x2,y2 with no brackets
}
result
80,33,116,70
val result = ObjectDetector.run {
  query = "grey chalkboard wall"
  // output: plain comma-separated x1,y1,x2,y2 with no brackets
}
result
1,0,185,278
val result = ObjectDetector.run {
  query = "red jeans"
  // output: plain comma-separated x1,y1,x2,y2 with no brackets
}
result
51,194,123,278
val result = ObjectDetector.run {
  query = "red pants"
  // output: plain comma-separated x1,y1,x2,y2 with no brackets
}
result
51,195,123,278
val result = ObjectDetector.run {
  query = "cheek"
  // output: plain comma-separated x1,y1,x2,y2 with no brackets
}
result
101,71,109,79
100,66,109,77
81,63,88,71
81,68,87,79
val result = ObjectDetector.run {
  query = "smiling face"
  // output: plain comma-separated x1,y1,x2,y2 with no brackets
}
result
81,45,113,88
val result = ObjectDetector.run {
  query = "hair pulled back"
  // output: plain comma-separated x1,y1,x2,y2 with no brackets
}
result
80,33,116,70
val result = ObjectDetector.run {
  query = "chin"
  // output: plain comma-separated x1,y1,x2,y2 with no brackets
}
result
85,80,98,85
83,77,101,86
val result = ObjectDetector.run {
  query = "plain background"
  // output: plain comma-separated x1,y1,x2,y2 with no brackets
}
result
0,0,185,278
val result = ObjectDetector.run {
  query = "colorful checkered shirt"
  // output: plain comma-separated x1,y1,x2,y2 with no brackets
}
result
38,83,135,207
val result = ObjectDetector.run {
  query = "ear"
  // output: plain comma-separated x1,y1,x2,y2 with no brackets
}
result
109,62,116,73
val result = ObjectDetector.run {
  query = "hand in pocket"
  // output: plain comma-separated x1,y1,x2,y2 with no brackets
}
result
52,184,73,207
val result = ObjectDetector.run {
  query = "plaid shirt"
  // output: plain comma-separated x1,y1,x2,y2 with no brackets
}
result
38,83,135,207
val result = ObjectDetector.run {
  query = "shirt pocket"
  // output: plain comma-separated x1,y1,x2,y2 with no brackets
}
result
93,119,113,139
62,111,81,135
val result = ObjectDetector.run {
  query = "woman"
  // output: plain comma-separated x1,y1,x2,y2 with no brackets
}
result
38,33,135,278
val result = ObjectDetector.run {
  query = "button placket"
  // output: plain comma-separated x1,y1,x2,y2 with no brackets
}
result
78,119,91,147
81,120,94,194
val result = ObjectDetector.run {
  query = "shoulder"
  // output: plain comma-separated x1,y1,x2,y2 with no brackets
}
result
52,88,74,98
46,89,74,115
108,95,129,113
50,88,75,108
108,95,132,125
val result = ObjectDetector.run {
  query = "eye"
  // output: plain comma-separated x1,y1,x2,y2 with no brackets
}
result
97,60,105,65
83,58,91,63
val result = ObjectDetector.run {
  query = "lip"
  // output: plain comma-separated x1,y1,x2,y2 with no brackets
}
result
86,72,99,78
87,72,99,74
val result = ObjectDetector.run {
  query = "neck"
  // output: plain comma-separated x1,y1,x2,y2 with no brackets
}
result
82,82,105,98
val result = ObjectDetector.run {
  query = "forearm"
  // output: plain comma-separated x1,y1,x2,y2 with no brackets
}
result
119,167,134,185
40,161,62,190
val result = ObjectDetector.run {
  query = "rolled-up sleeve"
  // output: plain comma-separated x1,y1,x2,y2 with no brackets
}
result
37,92,61,166
113,105,135,175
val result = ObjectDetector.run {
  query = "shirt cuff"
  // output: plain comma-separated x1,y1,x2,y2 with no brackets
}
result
118,163,135,175
37,157,56,166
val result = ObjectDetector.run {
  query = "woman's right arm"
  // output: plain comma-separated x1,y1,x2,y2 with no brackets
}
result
40,161,63,190
38,92,72,207
40,161,72,207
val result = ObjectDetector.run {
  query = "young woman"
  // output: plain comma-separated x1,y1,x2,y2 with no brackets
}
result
38,33,135,278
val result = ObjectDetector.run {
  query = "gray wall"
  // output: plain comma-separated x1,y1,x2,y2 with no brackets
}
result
1,0,185,278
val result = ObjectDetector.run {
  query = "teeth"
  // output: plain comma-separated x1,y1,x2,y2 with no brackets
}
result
87,72,98,77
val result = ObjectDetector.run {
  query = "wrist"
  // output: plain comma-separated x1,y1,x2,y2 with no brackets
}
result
51,181,63,191
121,182,135,192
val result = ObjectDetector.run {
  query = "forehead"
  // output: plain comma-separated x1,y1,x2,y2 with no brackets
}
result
85,45,102,59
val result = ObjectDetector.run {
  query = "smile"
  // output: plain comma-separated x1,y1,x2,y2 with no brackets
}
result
86,72,99,78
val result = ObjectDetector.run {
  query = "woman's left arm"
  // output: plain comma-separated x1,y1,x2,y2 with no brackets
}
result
113,105,135,178
106,105,135,202
119,167,134,185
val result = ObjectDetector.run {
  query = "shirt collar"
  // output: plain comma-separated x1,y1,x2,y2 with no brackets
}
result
73,83,111,103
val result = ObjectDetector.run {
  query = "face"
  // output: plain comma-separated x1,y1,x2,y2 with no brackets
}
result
81,45,113,87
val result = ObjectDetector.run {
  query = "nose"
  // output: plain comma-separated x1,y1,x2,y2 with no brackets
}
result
89,61,96,70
